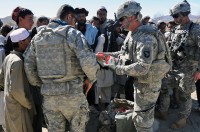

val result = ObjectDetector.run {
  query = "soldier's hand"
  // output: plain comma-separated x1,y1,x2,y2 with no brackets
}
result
83,79,92,96
192,71,200,81
85,83,92,96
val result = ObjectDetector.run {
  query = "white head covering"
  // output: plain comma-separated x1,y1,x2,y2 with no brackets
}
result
157,20,165,26
10,28,30,43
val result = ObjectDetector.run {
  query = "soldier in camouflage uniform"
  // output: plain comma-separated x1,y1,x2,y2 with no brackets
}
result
97,1,171,131
158,0,200,129
156,70,180,120
23,4,99,132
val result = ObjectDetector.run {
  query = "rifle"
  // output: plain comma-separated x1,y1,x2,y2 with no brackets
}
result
106,13,122,52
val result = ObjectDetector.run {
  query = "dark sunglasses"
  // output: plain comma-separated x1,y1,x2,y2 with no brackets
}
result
119,16,127,22
172,13,180,18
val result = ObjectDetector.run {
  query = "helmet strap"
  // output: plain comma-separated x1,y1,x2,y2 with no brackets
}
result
135,12,142,22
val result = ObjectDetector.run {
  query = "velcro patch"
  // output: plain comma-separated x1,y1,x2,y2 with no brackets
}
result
143,51,150,58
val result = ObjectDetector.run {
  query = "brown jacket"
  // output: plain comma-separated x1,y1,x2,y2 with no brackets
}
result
0,51,35,132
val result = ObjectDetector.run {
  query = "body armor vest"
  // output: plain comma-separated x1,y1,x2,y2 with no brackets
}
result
169,22,199,67
126,25,171,83
33,25,85,82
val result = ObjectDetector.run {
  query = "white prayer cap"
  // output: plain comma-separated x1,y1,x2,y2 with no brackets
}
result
149,19,153,23
157,20,165,25
10,28,30,43
97,6,107,13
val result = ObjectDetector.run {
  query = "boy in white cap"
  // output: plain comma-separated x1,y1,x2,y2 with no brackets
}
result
0,28,35,132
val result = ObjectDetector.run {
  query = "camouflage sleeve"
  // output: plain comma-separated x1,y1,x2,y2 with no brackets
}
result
108,44,126,57
0,63,4,90
23,40,42,87
67,28,99,84
100,31,131,57
191,24,200,70
115,34,157,76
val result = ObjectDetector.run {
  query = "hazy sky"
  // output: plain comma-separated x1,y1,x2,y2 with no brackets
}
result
1,0,200,19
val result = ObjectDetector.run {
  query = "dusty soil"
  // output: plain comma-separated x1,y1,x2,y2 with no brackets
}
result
42,91,200,132
156,91,200,132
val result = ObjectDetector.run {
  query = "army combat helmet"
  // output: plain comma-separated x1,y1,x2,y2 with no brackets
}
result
169,0,191,16
116,1,142,20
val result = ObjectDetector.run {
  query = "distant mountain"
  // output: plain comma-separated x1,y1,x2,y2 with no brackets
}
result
1,16,16,26
1,14,200,26
152,14,200,24
0,16,37,26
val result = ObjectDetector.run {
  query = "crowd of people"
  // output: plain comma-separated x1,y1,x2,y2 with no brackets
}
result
0,0,200,132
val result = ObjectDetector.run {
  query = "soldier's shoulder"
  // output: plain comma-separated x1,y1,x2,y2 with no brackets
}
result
192,22,200,27
138,25,159,35
191,22,200,32
67,26,82,36
138,32,157,44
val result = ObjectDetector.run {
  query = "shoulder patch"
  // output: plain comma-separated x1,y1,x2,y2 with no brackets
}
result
143,50,150,58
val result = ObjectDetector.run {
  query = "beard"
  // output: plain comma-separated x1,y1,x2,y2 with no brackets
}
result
78,20,86,26
100,19,106,24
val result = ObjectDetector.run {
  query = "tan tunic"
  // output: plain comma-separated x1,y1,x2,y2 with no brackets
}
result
0,51,35,132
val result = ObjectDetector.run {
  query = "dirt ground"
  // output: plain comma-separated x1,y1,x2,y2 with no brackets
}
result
156,91,200,132
42,91,200,132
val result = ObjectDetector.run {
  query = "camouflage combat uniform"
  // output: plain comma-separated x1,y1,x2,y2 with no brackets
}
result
24,20,99,132
101,1,171,131
158,70,180,112
158,28,180,112
159,22,200,118
108,24,171,131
